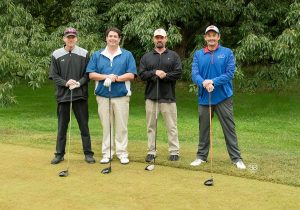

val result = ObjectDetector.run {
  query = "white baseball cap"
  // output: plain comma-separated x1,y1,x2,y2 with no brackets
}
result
205,25,220,34
154,28,167,37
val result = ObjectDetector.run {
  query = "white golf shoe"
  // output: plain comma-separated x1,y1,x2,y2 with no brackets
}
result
235,160,246,169
120,157,129,164
190,158,205,166
100,157,110,164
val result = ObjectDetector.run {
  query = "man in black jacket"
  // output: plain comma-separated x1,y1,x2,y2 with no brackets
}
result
49,27,95,164
139,28,182,162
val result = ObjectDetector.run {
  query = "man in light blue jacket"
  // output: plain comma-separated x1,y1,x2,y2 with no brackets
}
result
190,25,246,169
87,27,137,165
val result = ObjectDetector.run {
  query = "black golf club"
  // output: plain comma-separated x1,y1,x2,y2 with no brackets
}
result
204,92,214,186
58,89,73,177
101,85,112,174
145,79,159,171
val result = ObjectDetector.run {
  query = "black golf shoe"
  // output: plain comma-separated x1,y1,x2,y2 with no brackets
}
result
145,154,155,162
169,155,179,161
51,156,64,164
85,155,96,164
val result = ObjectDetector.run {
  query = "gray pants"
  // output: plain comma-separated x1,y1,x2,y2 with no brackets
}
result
197,97,242,162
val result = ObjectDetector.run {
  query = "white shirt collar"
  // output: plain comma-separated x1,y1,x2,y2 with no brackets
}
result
101,46,122,61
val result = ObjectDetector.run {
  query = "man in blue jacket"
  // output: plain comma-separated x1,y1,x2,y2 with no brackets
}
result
190,25,246,169
87,27,137,165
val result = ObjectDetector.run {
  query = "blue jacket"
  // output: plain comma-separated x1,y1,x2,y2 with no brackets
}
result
86,48,137,98
192,45,235,105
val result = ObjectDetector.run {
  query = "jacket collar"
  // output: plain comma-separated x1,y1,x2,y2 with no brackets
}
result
204,44,219,53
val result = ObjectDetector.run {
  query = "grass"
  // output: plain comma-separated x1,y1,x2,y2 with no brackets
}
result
1,143,300,210
0,81,299,187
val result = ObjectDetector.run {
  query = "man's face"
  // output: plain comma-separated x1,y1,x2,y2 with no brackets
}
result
204,31,220,47
153,35,167,49
63,35,77,48
106,31,121,47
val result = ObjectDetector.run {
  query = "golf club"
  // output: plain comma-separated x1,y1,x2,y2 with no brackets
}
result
58,89,73,177
145,79,159,171
204,92,214,186
101,85,112,174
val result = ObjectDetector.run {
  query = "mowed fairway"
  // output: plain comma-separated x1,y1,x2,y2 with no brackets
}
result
0,143,299,210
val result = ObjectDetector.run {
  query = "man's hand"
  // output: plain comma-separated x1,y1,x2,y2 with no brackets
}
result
66,79,77,87
155,70,167,79
206,83,214,92
202,79,214,88
103,78,112,87
108,74,118,82
69,82,80,90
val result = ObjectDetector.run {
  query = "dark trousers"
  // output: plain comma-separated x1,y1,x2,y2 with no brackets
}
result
197,97,242,162
55,99,94,156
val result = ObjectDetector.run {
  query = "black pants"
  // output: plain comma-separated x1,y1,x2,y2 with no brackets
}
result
55,99,94,156
196,97,242,162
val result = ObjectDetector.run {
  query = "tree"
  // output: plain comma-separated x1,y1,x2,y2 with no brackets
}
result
1,0,299,106
106,0,299,88
0,1,52,106
0,0,105,106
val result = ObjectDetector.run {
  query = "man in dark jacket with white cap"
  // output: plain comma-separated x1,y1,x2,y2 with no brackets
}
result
139,28,182,162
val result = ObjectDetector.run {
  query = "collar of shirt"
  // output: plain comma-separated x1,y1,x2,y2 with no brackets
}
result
153,48,168,54
101,46,122,62
204,44,219,54
64,45,78,53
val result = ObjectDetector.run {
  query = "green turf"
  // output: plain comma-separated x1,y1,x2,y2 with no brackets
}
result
0,81,299,187
1,144,299,210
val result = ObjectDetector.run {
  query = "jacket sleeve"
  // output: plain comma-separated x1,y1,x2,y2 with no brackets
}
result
139,55,157,81
192,51,204,86
86,52,99,74
164,52,182,82
212,49,235,86
78,52,90,86
126,52,137,75
49,55,67,87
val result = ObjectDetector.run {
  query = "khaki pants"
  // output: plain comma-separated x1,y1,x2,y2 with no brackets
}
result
96,96,130,159
146,99,180,155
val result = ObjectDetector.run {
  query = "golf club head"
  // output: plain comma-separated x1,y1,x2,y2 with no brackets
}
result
145,164,155,171
101,167,112,174
204,178,214,186
58,170,69,177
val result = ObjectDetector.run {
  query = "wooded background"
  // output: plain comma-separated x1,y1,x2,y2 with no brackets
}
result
1,0,299,106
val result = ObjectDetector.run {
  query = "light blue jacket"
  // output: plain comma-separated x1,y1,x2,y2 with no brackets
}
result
192,45,235,105
86,48,137,98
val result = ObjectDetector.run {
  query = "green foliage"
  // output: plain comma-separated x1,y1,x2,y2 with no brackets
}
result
0,1,50,106
234,1,300,91
1,0,300,106
0,0,106,107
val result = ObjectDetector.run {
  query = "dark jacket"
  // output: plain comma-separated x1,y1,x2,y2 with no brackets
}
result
139,49,182,102
49,45,89,103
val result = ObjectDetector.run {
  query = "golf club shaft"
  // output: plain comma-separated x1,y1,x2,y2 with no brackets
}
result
67,89,73,170
109,86,112,169
154,79,159,164
209,92,213,177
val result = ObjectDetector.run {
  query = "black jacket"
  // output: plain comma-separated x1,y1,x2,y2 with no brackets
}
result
139,49,182,102
49,45,89,103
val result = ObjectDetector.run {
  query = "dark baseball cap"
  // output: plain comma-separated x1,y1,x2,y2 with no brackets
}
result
64,27,77,37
